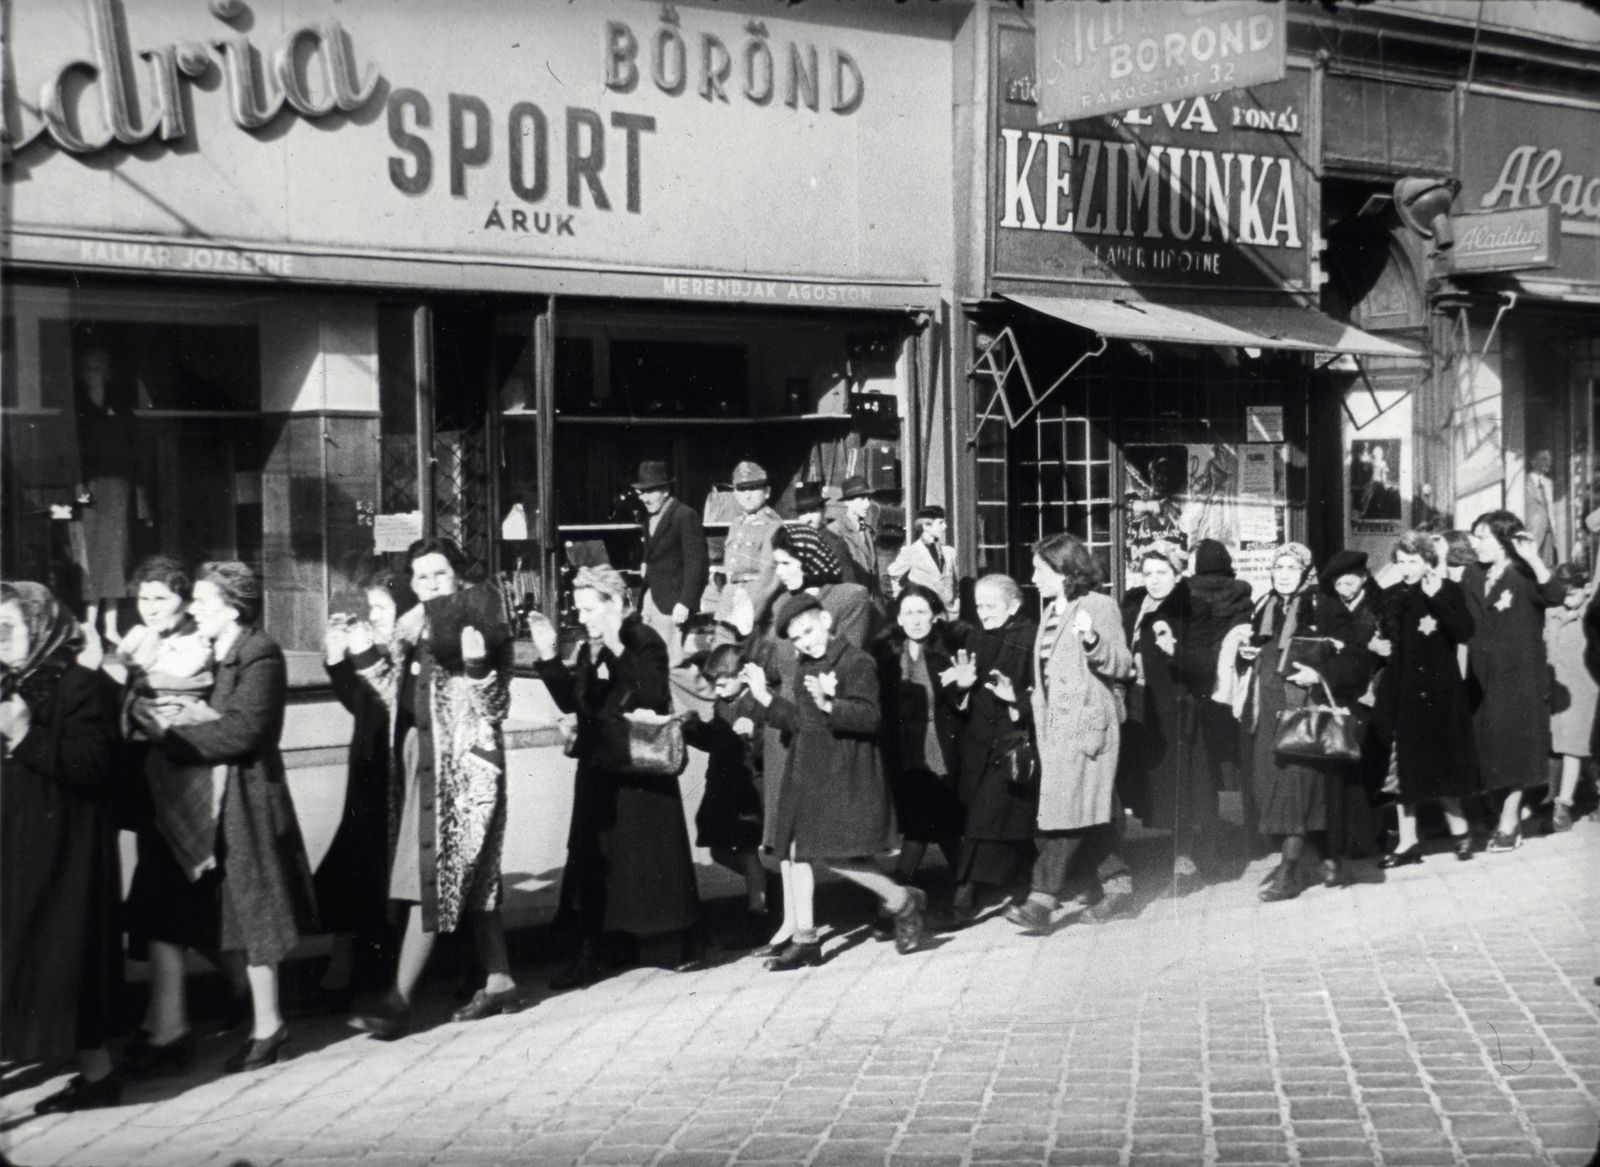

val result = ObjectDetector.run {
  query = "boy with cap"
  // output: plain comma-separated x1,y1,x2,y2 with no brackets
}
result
633,460,708,668
740,595,927,969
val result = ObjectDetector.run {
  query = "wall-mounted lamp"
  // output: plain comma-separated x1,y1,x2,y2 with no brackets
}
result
1394,176,1462,256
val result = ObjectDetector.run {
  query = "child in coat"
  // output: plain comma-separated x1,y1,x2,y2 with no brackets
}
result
682,646,768,939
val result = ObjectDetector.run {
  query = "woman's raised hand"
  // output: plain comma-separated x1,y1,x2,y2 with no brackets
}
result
1072,608,1096,642
460,625,486,663
527,612,559,662
0,695,31,745
346,620,374,657
1152,620,1177,657
940,648,978,690
323,621,350,664
984,669,1017,705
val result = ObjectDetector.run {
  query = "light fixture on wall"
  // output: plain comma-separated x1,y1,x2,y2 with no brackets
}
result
1393,176,1462,256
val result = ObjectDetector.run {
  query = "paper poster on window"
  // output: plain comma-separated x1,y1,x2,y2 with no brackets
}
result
373,511,423,553
1124,442,1285,589
1350,438,1402,533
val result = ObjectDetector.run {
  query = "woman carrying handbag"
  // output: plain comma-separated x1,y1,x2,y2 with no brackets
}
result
532,565,703,989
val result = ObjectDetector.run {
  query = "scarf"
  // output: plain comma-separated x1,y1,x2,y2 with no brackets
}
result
778,523,844,588
0,581,85,706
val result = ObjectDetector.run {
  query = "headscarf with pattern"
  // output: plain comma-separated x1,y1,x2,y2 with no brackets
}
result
771,523,844,589
0,581,84,705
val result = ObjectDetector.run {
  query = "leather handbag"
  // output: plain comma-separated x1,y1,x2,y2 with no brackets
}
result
596,711,688,777
1274,677,1367,763
995,731,1040,791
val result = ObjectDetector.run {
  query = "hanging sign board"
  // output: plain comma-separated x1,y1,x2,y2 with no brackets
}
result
1444,205,1561,276
1033,0,1286,126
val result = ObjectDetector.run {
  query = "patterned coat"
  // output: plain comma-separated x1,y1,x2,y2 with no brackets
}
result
1031,591,1135,832
356,624,510,935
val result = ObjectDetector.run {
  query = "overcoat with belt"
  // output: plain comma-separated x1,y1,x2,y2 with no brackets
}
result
1031,591,1134,833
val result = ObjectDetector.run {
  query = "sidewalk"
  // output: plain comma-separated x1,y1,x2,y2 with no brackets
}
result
4,820,1597,1167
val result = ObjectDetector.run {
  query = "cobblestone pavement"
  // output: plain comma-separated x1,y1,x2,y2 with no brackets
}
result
5,820,1597,1167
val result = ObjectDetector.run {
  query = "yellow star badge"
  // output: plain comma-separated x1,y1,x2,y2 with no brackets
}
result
1494,590,1515,612
1418,615,1438,636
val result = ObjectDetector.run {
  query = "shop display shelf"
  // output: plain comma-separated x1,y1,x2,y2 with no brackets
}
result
551,413,852,426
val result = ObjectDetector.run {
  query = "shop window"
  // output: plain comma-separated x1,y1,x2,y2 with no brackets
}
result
2,283,383,660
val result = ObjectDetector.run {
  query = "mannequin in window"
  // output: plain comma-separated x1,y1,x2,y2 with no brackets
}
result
72,347,144,626
1526,449,1558,567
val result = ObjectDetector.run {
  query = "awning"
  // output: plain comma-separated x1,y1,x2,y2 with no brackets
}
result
1002,293,1424,359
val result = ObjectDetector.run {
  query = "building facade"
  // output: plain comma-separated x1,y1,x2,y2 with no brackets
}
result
4,0,961,673
946,0,1600,595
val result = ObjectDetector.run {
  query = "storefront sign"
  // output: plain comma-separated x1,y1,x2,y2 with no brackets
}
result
1445,205,1560,275
1461,91,1600,288
6,0,948,295
994,24,1311,293
1033,0,1285,126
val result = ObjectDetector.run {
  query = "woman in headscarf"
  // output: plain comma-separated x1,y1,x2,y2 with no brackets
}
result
1238,543,1332,901
1,582,123,1112
1373,531,1479,866
531,565,703,989
1119,539,1215,891
129,562,318,1074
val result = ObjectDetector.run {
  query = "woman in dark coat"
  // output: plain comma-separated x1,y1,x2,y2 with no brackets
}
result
948,574,1039,924
742,595,927,970
1239,543,1322,899
1,582,124,1113
131,562,319,1075
872,584,966,887
346,539,518,1038
1374,531,1480,867
316,560,414,1004
1311,550,1384,884
1120,541,1215,888
1186,540,1256,834
1462,510,1566,850
533,565,701,989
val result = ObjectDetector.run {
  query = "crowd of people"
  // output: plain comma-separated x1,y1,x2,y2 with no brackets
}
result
2,489,1594,1115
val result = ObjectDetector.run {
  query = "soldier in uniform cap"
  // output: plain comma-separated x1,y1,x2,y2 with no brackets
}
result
633,460,708,667
713,460,784,634
828,475,882,598
794,482,868,590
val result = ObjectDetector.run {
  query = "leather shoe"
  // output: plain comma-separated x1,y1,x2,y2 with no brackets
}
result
893,888,929,955
1487,828,1521,853
1379,843,1425,869
121,1030,194,1077
1452,833,1476,861
1258,862,1305,903
1320,858,1350,888
1083,891,1136,923
1004,899,1054,936
763,940,823,971
1551,802,1574,832
35,1071,123,1114
224,1024,289,1073
452,986,522,1023
347,998,411,1041
751,937,792,960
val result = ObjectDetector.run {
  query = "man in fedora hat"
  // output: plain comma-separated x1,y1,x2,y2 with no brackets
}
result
828,475,881,598
794,482,867,590
713,460,783,636
634,460,707,667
